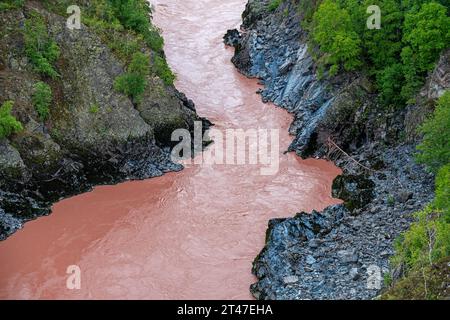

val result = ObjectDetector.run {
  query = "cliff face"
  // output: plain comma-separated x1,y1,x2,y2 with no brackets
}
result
0,2,202,239
229,0,448,299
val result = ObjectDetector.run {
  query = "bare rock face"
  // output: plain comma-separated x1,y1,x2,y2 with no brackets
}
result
405,49,450,141
0,4,202,240
420,49,450,100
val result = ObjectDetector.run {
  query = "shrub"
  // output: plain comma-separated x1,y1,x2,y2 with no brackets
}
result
109,0,151,33
393,205,449,270
143,29,164,53
128,51,150,76
0,0,24,10
89,104,100,114
434,164,450,220
0,101,23,139
114,52,149,102
153,55,175,85
107,34,140,61
23,11,60,78
107,0,164,52
416,91,450,173
32,82,53,120
268,0,282,12
114,73,147,102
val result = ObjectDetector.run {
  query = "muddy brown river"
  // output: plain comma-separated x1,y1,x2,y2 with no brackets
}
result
0,0,340,299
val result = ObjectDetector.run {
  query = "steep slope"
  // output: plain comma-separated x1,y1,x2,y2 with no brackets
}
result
0,1,204,239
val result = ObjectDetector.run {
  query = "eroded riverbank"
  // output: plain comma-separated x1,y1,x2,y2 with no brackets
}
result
0,0,340,299
229,0,440,299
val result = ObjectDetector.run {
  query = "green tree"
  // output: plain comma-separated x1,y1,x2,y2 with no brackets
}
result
401,2,450,100
0,101,23,139
377,63,406,107
416,91,450,173
362,0,404,69
329,31,362,72
312,0,362,75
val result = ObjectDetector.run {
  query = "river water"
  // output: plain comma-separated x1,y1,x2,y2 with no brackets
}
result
0,0,340,299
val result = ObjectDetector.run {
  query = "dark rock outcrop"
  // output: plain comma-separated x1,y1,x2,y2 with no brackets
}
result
223,29,241,47
332,175,375,213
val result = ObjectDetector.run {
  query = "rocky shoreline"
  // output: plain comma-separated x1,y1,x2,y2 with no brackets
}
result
0,2,206,240
226,0,448,299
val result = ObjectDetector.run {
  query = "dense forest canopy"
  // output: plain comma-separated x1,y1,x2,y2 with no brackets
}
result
293,0,450,108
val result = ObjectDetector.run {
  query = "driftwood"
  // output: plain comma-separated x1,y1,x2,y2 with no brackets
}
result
325,137,376,174
325,136,404,189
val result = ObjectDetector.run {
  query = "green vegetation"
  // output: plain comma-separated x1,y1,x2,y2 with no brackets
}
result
312,0,362,76
306,0,450,108
416,91,450,172
89,104,100,114
392,200,449,270
79,0,164,53
39,0,175,87
386,92,450,299
32,82,53,121
401,2,450,102
434,164,450,220
268,0,282,12
114,52,150,102
79,0,175,90
108,0,164,52
387,194,395,207
386,167,450,299
0,0,24,10
0,101,23,139
153,55,176,85
23,11,60,79
382,257,450,299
